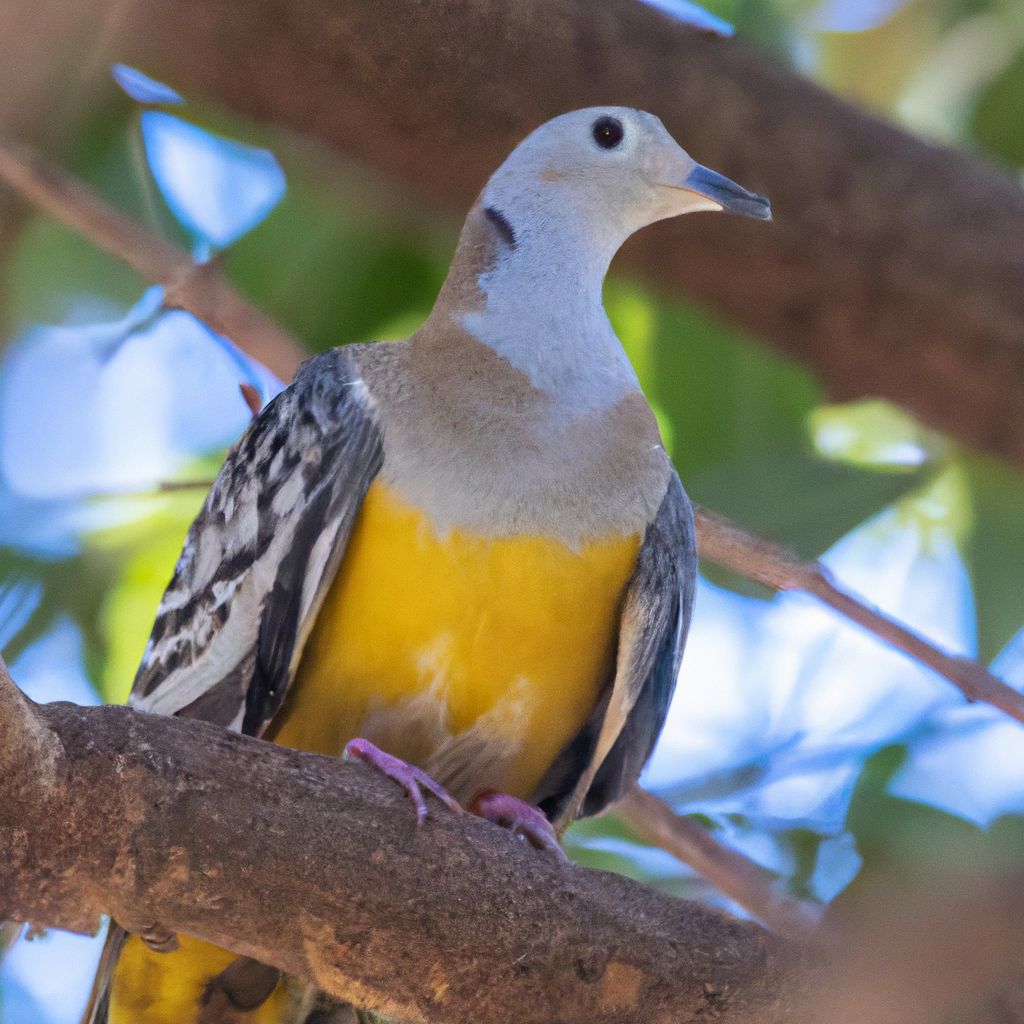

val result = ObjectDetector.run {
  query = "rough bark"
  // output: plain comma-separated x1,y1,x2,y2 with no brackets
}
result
3,0,1023,463
0,670,797,1024
6,669,1024,1024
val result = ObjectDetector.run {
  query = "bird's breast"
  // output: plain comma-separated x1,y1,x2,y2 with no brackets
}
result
273,479,641,802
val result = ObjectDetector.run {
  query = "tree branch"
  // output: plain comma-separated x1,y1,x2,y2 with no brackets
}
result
6,660,1024,1024
695,506,1024,725
617,788,822,942
0,135,306,382
9,0,1024,463
0,660,796,1024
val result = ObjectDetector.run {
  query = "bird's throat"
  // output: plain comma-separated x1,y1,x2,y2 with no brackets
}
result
458,225,639,415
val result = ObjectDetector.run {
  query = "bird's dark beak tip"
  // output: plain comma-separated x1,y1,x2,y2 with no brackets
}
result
683,164,772,222
725,190,771,222
721,196,771,222
749,195,772,222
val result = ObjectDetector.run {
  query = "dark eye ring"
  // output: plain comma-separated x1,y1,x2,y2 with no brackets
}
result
592,116,624,150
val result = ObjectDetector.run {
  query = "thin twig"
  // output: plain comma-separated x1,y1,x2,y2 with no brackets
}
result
695,506,1024,726
617,787,821,941
156,479,216,493
0,135,306,382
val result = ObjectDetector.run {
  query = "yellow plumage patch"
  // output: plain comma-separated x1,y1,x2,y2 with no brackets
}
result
275,479,641,798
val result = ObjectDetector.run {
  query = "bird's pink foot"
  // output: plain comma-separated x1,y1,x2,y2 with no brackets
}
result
471,791,567,860
343,738,463,825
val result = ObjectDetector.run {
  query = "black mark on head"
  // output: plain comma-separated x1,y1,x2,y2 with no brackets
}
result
484,205,517,249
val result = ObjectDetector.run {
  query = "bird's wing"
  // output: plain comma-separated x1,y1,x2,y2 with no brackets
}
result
535,472,697,826
130,348,383,736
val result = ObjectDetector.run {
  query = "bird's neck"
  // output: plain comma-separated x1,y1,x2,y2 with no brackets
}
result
425,200,639,417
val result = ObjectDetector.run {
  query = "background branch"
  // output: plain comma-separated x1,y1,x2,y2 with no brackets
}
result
617,787,822,942
695,506,1024,725
4,0,1024,463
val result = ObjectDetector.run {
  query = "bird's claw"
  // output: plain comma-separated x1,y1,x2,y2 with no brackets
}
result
343,738,463,825
472,791,567,860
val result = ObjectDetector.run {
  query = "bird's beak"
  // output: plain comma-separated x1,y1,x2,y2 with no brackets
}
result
675,164,772,221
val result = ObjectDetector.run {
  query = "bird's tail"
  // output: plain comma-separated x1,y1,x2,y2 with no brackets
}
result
81,926,398,1024
80,923,127,1024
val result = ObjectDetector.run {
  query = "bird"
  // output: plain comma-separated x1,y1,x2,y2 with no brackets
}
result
84,107,770,1024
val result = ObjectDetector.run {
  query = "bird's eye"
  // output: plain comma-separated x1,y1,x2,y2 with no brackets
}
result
592,116,624,150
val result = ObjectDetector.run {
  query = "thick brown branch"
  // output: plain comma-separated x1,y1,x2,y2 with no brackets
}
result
0,136,305,382
6,662,1024,1024
695,506,1024,726
0,663,795,1024
9,0,1024,463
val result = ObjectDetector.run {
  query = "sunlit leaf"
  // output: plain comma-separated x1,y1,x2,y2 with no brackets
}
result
140,112,286,249
635,0,735,36
810,399,934,467
110,64,183,106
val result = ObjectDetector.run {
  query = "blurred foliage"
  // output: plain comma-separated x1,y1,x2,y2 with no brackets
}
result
2,1,1024,1017
837,744,1024,919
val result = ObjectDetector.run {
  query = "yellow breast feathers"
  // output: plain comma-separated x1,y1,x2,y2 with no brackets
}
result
271,480,641,803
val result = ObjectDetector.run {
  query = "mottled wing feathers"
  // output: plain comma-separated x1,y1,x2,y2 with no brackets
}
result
130,349,383,735
536,473,696,824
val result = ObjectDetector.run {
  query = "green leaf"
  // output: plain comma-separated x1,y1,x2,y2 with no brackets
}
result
226,172,444,354
837,746,1022,917
962,454,1024,661
564,814,720,901
648,302,820,478
970,45,1024,166
689,453,929,559
0,548,118,693
3,218,145,332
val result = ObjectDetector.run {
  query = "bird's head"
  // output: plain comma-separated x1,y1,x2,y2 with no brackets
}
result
483,107,770,249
